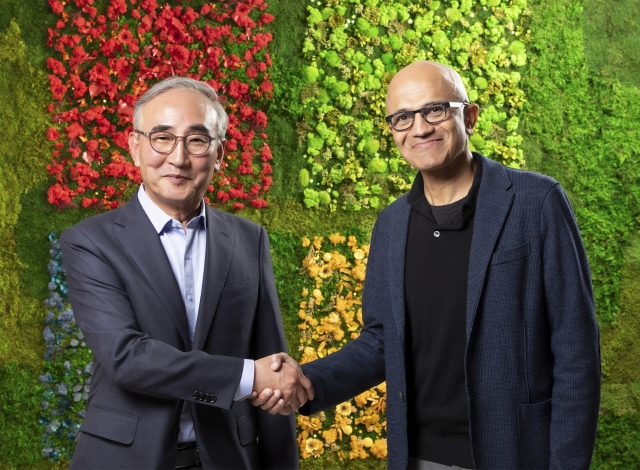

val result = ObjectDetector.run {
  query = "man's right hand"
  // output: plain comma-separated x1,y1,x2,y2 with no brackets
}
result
252,353,314,415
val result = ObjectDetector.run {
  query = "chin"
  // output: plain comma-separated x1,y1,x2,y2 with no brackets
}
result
410,159,449,173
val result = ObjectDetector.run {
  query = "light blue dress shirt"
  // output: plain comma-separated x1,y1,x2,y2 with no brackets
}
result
138,186,254,443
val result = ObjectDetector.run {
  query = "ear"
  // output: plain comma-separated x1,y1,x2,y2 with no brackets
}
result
464,103,480,135
213,140,225,172
129,130,141,167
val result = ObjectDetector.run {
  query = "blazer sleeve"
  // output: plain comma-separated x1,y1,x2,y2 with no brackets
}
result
61,224,244,410
540,184,601,468
250,227,298,469
300,220,386,415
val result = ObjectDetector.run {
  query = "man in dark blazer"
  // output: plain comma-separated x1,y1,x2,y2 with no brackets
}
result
258,61,601,469
61,77,310,469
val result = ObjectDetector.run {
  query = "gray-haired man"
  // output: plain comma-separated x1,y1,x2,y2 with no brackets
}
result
62,77,312,469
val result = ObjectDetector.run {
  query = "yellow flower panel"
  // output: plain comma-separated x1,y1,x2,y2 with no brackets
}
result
297,232,386,461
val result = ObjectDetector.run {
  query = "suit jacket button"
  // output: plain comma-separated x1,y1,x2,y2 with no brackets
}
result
210,395,217,403
192,391,200,400
398,391,404,402
204,394,211,402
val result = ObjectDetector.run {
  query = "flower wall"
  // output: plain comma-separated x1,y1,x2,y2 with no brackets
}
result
297,0,530,211
45,0,275,211
31,0,542,465
0,0,640,470
297,233,387,460
2,0,640,468
36,0,534,465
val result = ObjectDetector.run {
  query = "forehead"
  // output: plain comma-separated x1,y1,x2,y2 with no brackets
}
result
386,69,457,114
139,88,211,127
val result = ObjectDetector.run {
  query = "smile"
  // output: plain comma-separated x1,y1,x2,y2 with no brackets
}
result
412,139,443,149
164,175,190,182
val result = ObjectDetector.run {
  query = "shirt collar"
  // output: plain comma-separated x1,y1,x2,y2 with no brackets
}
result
137,184,207,234
407,153,483,228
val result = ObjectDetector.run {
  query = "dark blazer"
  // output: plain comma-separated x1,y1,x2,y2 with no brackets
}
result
301,154,601,469
61,194,297,469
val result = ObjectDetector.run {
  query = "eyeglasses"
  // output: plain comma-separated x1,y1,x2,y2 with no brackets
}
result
135,130,217,156
385,102,468,131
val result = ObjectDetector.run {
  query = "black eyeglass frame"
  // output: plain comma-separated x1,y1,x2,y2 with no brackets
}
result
385,101,469,131
134,129,218,156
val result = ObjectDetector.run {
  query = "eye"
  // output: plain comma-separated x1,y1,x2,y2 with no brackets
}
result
151,132,173,142
393,112,413,124
187,135,211,144
425,105,446,116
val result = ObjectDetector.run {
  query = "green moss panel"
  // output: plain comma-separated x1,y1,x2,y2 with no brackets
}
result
0,20,58,469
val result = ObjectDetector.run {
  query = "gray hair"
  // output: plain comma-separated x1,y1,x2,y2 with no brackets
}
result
133,76,228,140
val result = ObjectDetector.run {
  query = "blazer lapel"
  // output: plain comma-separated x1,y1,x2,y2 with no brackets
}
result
115,196,191,350
387,197,412,353
466,155,514,337
193,207,234,350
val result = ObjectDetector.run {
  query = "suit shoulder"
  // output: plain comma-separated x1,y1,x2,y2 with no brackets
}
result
501,166,571,216
378,193,410,217
374,193,411,231
61,207,123,241
505,166,559,193
207,207,265,235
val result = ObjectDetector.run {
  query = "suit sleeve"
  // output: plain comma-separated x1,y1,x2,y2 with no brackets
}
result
300,220,386,415
540,184,601,468
251,227,298,469
61,225,244,410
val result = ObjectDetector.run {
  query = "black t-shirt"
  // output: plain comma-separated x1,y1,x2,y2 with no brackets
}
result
404,156,482,468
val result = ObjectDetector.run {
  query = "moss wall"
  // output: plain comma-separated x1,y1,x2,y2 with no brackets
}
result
0,21,60,469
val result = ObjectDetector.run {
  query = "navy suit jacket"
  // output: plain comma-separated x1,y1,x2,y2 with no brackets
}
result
61,195,297,469
301,154,601,469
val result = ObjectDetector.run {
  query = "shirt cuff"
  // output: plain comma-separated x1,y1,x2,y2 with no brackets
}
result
234,359,255,401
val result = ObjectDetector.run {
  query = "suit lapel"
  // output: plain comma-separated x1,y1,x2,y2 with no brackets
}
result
388,198,412,353
466,155,514,337
193,207,234,350
115,196,191,350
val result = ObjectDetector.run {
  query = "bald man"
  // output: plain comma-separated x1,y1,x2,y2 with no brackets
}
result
256,61,601,469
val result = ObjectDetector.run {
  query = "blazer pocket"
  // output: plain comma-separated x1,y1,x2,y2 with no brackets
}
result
518,399,551,470
236,411,259,446
220,277,252,301
80,404,139,445
490,243,530,266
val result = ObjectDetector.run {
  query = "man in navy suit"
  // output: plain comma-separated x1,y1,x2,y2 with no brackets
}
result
61,77,312,469
257,61,601,469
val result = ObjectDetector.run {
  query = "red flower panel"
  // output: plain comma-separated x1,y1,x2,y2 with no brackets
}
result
46,0,275,211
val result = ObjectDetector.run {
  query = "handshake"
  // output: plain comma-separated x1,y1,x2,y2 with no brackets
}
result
251,353,314,415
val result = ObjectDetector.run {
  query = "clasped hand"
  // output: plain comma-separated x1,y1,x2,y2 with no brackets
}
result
251,353,313,415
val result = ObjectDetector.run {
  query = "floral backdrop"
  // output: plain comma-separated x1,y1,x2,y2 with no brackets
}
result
297,0,529,211
5,0,637,468
296,233,388,459
46,0,274,211
36,0,535,464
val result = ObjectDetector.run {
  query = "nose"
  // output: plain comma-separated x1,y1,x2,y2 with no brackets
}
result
166,137,189,166
410,112,435,137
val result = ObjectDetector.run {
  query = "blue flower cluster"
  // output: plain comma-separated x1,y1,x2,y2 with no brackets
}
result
39,233,93,462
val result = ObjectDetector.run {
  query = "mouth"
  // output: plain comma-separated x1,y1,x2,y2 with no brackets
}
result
412,138,443,149
164,174,190,182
